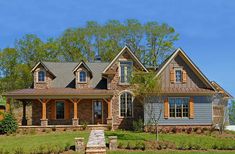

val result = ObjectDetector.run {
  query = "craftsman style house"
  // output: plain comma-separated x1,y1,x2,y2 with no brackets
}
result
3,46,232,129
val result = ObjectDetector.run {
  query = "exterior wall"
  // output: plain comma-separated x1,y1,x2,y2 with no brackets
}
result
107,51,144,129
160,55,208,89
144,96,213,126
33,65,53,89
75,66,91,89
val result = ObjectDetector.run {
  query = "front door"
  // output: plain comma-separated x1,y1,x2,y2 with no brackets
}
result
93,100,103,124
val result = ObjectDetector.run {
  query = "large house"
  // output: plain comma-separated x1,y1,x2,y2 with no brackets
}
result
2,46,232,130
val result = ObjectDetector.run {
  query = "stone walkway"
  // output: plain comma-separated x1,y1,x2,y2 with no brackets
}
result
86,130,106,154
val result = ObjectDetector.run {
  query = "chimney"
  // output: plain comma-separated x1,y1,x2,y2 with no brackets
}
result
94,55,102,62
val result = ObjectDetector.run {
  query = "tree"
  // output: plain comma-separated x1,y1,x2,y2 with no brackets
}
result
145,22,179,66
131,71,162,141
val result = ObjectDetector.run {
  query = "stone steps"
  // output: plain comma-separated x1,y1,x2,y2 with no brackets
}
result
85,130,106,154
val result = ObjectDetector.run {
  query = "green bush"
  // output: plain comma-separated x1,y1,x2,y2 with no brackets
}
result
0,113,18,134
133,119,144,132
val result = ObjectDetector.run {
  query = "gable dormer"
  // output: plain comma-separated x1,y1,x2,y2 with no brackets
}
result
73,61,93,89
102,46,148,89
31,62,56,89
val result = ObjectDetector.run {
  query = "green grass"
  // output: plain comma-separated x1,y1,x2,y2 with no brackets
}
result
0,96,6,106
105,130,235,150
0,131,90,153
0,130,235,153
108,151,235,154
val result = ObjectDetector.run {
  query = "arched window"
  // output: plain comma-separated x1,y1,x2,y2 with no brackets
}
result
79,71,87,82
38,70,45,82
120,92,133,117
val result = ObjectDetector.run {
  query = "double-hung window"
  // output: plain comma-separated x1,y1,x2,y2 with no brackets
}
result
175,69,182,83
79,71,87,83
169,97,189,118
120,61,132,84
38,70,45,82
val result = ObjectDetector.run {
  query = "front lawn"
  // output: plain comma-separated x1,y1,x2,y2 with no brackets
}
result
0,130,235,153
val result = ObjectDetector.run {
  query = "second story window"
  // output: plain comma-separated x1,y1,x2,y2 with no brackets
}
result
79,71,87,83
120,61,132,84
175,69,182,83
38,70,45,82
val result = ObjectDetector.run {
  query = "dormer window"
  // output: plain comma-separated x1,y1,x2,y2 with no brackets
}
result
120,61,133,84
38,70,45,82
79,71,87,83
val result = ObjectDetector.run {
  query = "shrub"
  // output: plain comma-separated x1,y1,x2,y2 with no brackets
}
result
118,142,125,149
81,121,88,130
133,119,144,132
29,128,36,135
135,142,145,150
0,113,18,134
14,146,24,154
187,127,193,134
52,125,56,131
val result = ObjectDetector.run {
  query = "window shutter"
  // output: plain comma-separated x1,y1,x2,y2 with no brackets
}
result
50,101,56,120
182,69,187,83
164,98,169,119
170,69,175,83
65,101,70,120
189,97,194,119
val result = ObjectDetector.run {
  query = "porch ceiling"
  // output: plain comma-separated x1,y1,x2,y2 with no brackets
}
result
2,88,113,99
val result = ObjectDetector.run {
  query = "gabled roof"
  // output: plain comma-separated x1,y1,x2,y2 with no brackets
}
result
211,81,233,98
31,61,56,78
155,48,216,91
72,60,93,76
102,46,148,73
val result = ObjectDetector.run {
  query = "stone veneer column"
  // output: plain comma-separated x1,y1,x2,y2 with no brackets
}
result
75,137,85,152
40,99,48,126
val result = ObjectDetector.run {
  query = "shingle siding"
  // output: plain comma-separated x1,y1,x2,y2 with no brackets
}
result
144,96,212,125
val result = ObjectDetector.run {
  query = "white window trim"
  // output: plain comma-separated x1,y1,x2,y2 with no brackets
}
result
119,60,133,85
78,70,87,83
168,97,190,119
119,90,134,118
174,67,183,83
36,70,46,83
55,100,65,120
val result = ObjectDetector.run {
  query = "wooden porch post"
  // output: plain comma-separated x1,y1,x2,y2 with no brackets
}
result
39,99,49,126
22,101,27,126
107,99,112,119
71,99,80,126
6,98,11,113
104,98,113,126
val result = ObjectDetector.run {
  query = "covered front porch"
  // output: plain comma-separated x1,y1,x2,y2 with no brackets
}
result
4,88,113,127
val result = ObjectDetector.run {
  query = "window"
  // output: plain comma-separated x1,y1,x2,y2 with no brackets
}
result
120,61,132,84
169,98,189,118
79,71,87,82
38,70,45,82
175,69,182,83
120,92,133,117
56,101,64,119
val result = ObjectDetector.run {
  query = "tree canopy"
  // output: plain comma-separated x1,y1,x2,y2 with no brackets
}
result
0,19,179,94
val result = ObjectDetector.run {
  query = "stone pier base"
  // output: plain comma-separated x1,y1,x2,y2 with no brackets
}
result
75,137,85,152
72,118,79,126
108,136,117,150
40,119,48,127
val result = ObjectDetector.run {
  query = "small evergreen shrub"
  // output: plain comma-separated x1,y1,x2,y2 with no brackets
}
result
0,113,18,134
133,119,144,132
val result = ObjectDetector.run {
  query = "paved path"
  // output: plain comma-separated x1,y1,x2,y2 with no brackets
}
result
86,130,106,154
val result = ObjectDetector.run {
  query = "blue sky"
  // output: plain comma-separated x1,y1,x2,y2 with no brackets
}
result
0,0,234,97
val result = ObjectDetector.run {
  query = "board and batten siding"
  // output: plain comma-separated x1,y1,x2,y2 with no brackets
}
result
144,96,213,125
161,55,208,89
